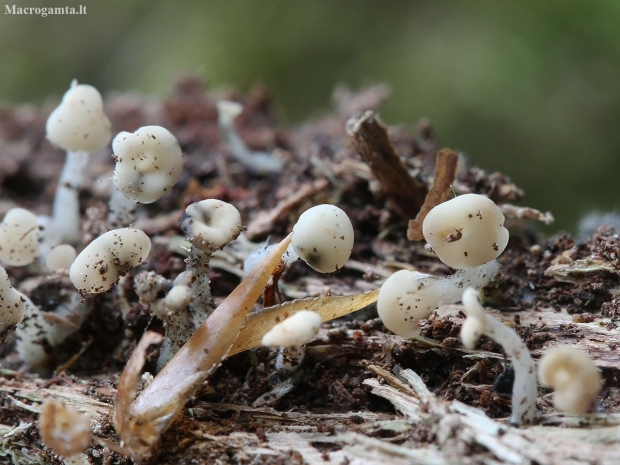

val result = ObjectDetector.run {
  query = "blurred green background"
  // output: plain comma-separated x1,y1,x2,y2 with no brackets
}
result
1,0,619,234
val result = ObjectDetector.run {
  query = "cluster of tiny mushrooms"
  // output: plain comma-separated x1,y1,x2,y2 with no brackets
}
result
0,80,602,462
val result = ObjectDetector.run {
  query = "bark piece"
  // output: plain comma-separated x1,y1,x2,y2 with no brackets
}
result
347,111,427,220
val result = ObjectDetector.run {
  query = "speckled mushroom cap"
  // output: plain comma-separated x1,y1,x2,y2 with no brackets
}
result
180,199,243,254
377,270,435,338
69,228,151,296
291,205,354,273
0,265,26,340
0,208,40,267
422,194,509,269
112,126,183,204
45,81,112,153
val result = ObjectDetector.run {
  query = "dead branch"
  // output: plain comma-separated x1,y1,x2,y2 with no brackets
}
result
347,111,427,219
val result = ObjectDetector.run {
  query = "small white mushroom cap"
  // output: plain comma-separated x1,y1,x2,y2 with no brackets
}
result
181,199,242,253
262,310,323,348
377,270,434,338
46,244,77,271
112,126,183,204
377,261,500,338
292,205,354,273
0,265,26,340
69,228,151,296
217,100,243,126
538,346,602,414
423,194,509,269
460,287,488,349
0,208,40,266
46,80,112,153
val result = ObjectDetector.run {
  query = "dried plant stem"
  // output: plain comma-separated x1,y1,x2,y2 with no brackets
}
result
347,110,427,219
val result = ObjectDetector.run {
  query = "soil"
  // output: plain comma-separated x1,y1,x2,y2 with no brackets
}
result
0,77,619,464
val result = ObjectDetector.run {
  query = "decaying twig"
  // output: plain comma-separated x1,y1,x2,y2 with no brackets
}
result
501,204,555,225
407,148,458,240
246,178,329,240
347,110,427,219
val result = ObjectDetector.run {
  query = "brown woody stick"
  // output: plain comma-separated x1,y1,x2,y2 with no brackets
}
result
347,111,427,220
407,148,458,241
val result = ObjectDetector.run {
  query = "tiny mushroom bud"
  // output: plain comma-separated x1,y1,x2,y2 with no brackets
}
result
291,205,354,273
181,199,243,254
0,265,26,342
0,208,40,266
377,260,500,338
39,398,92,458
262,310,323,349
423,194,509,269
461,287,537,426
70,228,151,296
112,126,183,204
538,346,602,414
46,244,77,271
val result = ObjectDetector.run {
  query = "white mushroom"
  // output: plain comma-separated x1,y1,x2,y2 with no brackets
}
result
0,265,26,342
45,80,112,245
423,194,509,269
69,228,151,296
291,204,354,273
377,260,500,337
262,310,322,373
178,200,242,349
109,126,183,227
460,287,537,426
0,208,40,267
181,199,243,254
538,346,601,414
262,310,323,348
217,100,284,174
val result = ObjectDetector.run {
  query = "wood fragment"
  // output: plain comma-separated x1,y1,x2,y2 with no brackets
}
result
407,148,458,240
347,111,427,219
501,204,555,225
246,179,329,240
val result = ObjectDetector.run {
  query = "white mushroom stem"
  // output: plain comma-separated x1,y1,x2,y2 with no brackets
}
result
217,100,284,175
461,287,537,426
377,260,500,338
275,346,306,373
16,293,92,371
51,150,89,244
108,189,138,228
